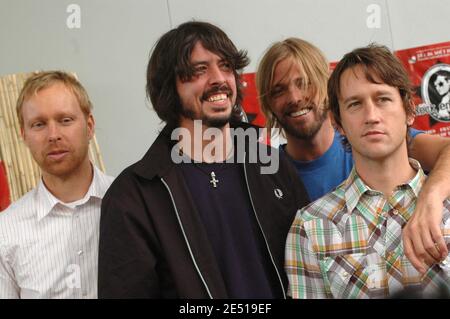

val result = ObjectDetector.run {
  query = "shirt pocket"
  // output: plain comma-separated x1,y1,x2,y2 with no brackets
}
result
320,252,384,298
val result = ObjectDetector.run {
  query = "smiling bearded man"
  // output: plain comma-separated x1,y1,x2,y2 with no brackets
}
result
98,21,309,299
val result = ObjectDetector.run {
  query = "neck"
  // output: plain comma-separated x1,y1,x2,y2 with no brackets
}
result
285,118,335,161
178,118,233,162
42,158,93,203
353,142,416,197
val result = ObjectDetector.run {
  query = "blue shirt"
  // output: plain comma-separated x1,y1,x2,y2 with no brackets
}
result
281,129,422,202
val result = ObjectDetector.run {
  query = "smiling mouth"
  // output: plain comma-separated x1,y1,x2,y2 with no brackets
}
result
289,107,312,117
205,93,228,103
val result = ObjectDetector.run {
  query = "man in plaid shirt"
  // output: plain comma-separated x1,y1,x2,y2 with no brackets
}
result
285,44,450,299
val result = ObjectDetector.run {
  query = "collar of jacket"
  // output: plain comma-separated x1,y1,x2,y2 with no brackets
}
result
132,121,259,180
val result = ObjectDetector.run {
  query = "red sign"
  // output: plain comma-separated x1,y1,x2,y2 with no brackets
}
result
396,41,450,136
241,73,266,127
0,160,10,212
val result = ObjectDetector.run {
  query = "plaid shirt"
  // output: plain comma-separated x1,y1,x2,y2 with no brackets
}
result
285,159,450,298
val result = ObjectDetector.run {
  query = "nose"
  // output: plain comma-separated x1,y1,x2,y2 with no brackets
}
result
364,101,381,124
287,83,305,105
208,64,226,85
47,122,62,143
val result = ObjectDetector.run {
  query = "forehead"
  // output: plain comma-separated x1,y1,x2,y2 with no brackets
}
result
272,57,305,84
190,41,223,62
339,66,398,96
22,83,82,119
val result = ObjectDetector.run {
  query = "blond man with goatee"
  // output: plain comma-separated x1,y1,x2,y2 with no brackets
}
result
0,71,114,298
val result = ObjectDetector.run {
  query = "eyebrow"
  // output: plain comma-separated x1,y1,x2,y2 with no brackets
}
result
342,89,394,104
191,56,228,65
191,61,208,66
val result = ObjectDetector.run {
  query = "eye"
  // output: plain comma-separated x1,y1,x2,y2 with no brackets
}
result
31,122,45,129
295,78,310,91
347,101,360,109
193,65,207,76
270,86,285,98
378,96,392,103
61,117,73,125
220,61,232,72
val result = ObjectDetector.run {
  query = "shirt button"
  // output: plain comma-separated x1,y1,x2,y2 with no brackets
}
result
341,271,349,279
77,250,83,256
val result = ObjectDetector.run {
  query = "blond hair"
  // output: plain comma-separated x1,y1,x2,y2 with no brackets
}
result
16,71,92,128
256,38,329,128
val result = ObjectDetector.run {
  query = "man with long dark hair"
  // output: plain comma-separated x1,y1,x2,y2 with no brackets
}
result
98,21,309,298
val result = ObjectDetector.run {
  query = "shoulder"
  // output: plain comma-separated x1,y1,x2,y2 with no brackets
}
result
0,188,38,242
0,188,37,220
94,166,115,189
294,186,347,225
409,128,424,139
101,161,150,205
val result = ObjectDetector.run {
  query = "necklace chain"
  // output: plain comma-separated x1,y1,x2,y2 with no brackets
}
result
178,146,235,189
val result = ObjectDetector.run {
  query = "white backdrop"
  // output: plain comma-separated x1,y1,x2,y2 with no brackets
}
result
1,0,448,176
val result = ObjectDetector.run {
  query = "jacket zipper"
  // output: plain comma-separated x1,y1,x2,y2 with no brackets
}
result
243,160,287,299
160,177,213,299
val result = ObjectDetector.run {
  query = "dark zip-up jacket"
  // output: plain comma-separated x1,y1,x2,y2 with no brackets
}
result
98,123,309,298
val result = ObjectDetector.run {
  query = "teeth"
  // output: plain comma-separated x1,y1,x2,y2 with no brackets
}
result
206,94,227,102
290,108,311,117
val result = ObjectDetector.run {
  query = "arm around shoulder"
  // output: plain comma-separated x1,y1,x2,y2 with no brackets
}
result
404,133,450,272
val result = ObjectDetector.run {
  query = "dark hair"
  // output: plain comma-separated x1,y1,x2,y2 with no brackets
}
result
328,43,415,149
146,21,250,127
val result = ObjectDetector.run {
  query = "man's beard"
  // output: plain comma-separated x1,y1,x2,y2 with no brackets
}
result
180,83,234,128
276,104,328,140
181,107,231,128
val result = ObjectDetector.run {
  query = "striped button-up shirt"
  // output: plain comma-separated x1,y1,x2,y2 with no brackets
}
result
285,159,450,298
0,165,114,299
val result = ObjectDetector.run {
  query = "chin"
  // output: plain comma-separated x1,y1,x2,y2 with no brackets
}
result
42,160,79,177
205,118,230,128
204,113,232,128
358,149,392,161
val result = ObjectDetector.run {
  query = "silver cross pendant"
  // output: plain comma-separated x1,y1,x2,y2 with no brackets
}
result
210,171,219,188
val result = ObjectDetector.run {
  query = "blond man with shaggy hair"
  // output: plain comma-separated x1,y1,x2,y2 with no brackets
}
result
0,71,113,298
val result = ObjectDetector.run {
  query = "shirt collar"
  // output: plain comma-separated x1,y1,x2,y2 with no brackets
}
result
344,158,425,219
36,165,107,221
